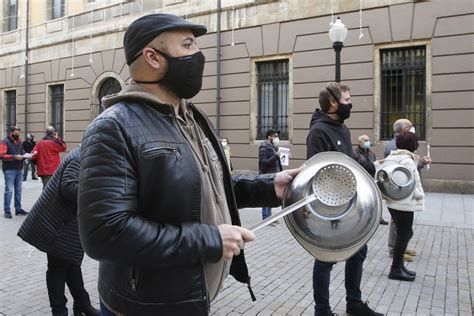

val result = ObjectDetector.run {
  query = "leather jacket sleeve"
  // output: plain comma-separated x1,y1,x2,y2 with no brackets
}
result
78,118,223,268
232,173,280,209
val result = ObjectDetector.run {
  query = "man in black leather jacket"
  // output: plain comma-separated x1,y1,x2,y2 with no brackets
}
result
78,13,299,316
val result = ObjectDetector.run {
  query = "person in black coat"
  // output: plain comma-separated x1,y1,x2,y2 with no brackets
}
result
306,83,381,316
258,129,282,219
22,133,38,181
353,134,388,225
17,147,99,316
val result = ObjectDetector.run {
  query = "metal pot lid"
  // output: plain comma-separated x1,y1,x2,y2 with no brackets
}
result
282,152,382,262
376,160,415,201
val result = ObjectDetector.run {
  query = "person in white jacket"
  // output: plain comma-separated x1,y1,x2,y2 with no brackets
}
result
385,131,425,282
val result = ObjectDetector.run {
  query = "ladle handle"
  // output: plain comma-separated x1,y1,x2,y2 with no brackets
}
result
248,194,317,232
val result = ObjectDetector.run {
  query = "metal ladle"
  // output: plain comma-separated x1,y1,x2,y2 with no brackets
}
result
248,164,357,232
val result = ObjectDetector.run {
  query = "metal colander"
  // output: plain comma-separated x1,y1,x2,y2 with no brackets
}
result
249,163,357,232
312,164,357,206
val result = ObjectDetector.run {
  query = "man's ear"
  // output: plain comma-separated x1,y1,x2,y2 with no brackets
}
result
142,48,163,70
328,99,338,112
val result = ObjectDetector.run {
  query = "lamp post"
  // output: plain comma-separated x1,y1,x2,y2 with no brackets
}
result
329,17,348,83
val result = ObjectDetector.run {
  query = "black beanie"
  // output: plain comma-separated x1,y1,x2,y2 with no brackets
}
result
123,13,207,65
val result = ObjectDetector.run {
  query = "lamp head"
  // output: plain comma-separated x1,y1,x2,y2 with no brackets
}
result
329,17,348,43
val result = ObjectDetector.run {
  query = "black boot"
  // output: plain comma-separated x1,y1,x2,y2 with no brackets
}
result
402,265,416,276
73,305,100,316
388,267,415,281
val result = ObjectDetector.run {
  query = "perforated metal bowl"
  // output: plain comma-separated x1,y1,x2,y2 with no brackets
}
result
282,152,382,262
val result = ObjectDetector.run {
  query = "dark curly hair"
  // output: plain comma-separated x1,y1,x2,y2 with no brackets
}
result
396,131,419,153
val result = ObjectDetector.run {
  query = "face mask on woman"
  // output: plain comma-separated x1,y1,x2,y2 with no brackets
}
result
363,141,371,150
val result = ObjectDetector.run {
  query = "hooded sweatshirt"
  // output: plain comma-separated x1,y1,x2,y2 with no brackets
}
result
306,109,375,176
102,83,231,303
306,109,354,158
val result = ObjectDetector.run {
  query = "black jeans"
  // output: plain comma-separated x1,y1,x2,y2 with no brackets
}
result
46,254,92,315
388,208,414,269
312,244,367,314
23,160,36,180
40,175,52,189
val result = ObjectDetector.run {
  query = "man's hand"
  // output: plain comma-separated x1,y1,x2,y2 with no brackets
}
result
274,166,303,200
421,156,432,166
14,155,23,161
217,224,255,260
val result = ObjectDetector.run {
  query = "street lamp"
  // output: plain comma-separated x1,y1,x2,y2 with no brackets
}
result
329,17,348,83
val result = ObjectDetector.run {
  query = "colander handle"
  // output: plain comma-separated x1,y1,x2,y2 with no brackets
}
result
248,194,318,232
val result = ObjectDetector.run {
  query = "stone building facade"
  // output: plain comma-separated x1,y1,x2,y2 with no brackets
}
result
0,0,473,192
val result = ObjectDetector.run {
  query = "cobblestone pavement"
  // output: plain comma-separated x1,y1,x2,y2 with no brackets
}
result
0,178,472,315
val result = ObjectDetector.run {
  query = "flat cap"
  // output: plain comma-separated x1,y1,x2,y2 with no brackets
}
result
123,13,207,65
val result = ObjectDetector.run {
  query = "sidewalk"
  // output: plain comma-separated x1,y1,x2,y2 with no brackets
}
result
0,177,472,315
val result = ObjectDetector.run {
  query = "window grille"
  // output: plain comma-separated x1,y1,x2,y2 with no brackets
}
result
5,90,16,129
256,60,289,140
380,46,426,140
50,85,64,137
98,78,121,114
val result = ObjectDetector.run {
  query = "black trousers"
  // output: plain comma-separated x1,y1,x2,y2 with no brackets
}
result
46,254,92,315
40,176,52,189
313,244,367,314
388,208,414,269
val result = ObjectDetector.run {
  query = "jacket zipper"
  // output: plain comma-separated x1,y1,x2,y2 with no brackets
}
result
130,267,138,292
141,147,182,160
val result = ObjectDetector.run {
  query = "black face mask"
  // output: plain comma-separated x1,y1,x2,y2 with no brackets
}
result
12,135,19,140
325,87,352,122
330,102,352,121
135,48,205,99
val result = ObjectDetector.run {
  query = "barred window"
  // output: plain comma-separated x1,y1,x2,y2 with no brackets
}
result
5,90,16,129
380,46,426,140
4,0,18,32
256,60,289,140
98,78,121,114
49,85,64,137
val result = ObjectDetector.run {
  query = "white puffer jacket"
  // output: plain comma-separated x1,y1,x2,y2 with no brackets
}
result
384,149,425,212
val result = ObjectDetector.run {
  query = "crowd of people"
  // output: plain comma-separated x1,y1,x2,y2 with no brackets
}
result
2,13,433,316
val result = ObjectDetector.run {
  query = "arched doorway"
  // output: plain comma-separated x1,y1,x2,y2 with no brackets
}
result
98,77,122,114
